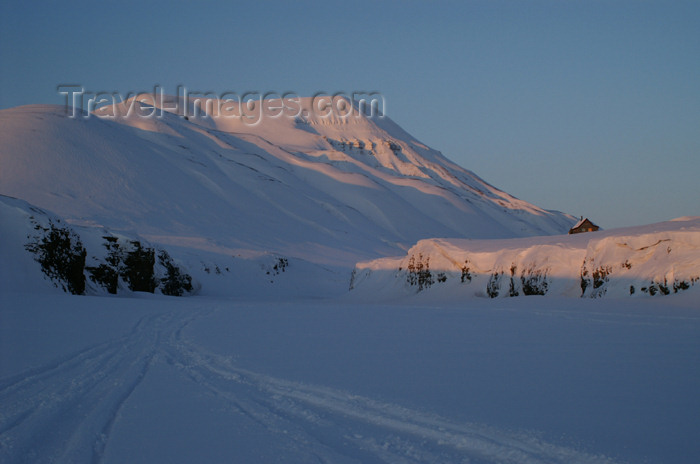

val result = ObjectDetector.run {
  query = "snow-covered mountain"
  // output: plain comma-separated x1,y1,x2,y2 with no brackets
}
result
0,98,574,269
350,217,700,299
2,99,700,464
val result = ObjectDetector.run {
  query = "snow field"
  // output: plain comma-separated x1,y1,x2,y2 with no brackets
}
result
2,294,699,463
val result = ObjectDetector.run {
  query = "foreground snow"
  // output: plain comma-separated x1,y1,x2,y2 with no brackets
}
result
2,293,699,463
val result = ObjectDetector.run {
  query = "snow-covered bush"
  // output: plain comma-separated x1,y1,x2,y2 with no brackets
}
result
520,266,549,296
121,241,156,293
158,250,193,296
86,236,120,294
460,260,472,283
486,271,502,298
25,220,87,295
86,237,194,296
406,254,433,291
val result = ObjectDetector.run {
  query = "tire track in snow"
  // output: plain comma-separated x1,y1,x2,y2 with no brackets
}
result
0,313,155,400
169,335,619,464
0,314,154,438
0,311,193,464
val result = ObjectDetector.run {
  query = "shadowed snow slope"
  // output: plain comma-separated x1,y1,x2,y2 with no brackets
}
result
0,101,574,267
0,194,347,298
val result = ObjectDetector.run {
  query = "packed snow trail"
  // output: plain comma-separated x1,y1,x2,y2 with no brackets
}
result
0,304,617,464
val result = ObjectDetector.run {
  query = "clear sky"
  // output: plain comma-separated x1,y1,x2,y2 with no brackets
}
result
1,0,698,229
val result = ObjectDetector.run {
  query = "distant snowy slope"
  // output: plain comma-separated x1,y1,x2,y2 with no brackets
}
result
0,100,574,266
351,217,700,299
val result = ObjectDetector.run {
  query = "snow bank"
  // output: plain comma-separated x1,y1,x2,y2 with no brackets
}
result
351,217,700,299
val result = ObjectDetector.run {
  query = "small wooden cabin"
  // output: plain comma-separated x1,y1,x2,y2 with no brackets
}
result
569,218,599,234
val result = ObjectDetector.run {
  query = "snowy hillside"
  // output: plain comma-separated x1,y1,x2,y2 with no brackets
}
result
351,217,700,299
0,100,574,268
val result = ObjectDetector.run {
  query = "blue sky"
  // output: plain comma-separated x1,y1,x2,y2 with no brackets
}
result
1,0,698,228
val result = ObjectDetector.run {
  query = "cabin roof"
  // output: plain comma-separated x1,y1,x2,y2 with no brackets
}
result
571,218,598,230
